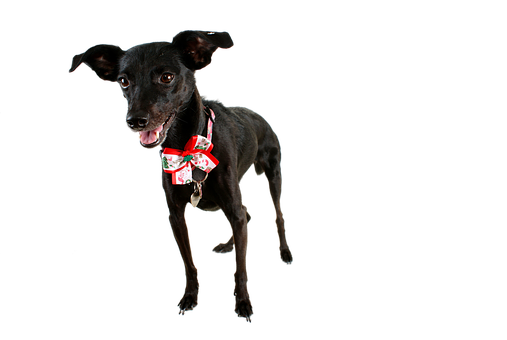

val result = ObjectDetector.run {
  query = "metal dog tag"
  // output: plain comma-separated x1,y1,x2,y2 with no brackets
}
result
190,182,202,207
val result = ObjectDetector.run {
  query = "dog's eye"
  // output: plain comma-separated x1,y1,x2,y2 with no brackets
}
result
118,77,130,89
160,73,174,84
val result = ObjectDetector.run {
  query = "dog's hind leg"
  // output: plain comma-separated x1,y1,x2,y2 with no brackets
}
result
213,206,251,253
256,142,293,264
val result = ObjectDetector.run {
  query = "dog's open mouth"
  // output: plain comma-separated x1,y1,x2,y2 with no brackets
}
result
139,114,176,148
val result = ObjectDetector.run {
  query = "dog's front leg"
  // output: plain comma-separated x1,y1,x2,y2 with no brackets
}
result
221,201,253,321
167,203,199,314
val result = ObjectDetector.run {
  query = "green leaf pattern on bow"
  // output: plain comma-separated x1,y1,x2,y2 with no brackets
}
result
195,140,209,150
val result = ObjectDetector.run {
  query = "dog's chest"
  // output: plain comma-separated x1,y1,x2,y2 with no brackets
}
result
195,198,220,211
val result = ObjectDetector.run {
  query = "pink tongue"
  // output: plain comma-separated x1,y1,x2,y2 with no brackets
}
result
139,125,163,145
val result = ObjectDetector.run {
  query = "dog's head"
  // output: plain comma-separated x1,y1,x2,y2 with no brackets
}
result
69,31,233,148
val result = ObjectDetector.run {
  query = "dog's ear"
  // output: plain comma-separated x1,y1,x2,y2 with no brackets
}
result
69,45,125,81
172,31,233,70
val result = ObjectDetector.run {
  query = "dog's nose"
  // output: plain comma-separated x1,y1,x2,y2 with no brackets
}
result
126,116,149,130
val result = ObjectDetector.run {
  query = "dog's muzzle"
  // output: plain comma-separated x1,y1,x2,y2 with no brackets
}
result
126,112,175,148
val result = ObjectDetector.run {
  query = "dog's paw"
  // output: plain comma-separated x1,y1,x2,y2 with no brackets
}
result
281,248,293,264
213,242,234,253
235,299,253,322
178,293,198,315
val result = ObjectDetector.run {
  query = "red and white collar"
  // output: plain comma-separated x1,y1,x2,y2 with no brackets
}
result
160,108,218,185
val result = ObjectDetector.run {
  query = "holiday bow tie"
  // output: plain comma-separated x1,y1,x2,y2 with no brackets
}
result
161,135,219,185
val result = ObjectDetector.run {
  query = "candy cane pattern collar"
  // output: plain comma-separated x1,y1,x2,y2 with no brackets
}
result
161,108,218,185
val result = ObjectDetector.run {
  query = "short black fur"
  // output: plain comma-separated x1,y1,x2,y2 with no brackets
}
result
70,30,292,322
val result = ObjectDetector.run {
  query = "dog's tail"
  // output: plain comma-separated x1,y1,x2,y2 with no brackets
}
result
254,161,264,175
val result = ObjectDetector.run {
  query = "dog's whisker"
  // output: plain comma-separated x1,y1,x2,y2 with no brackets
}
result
173,115,188,124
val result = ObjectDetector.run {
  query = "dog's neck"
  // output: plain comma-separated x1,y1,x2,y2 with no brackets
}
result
161,88,208,150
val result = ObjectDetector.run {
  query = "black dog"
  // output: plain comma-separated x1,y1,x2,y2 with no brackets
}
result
70,30,292,321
